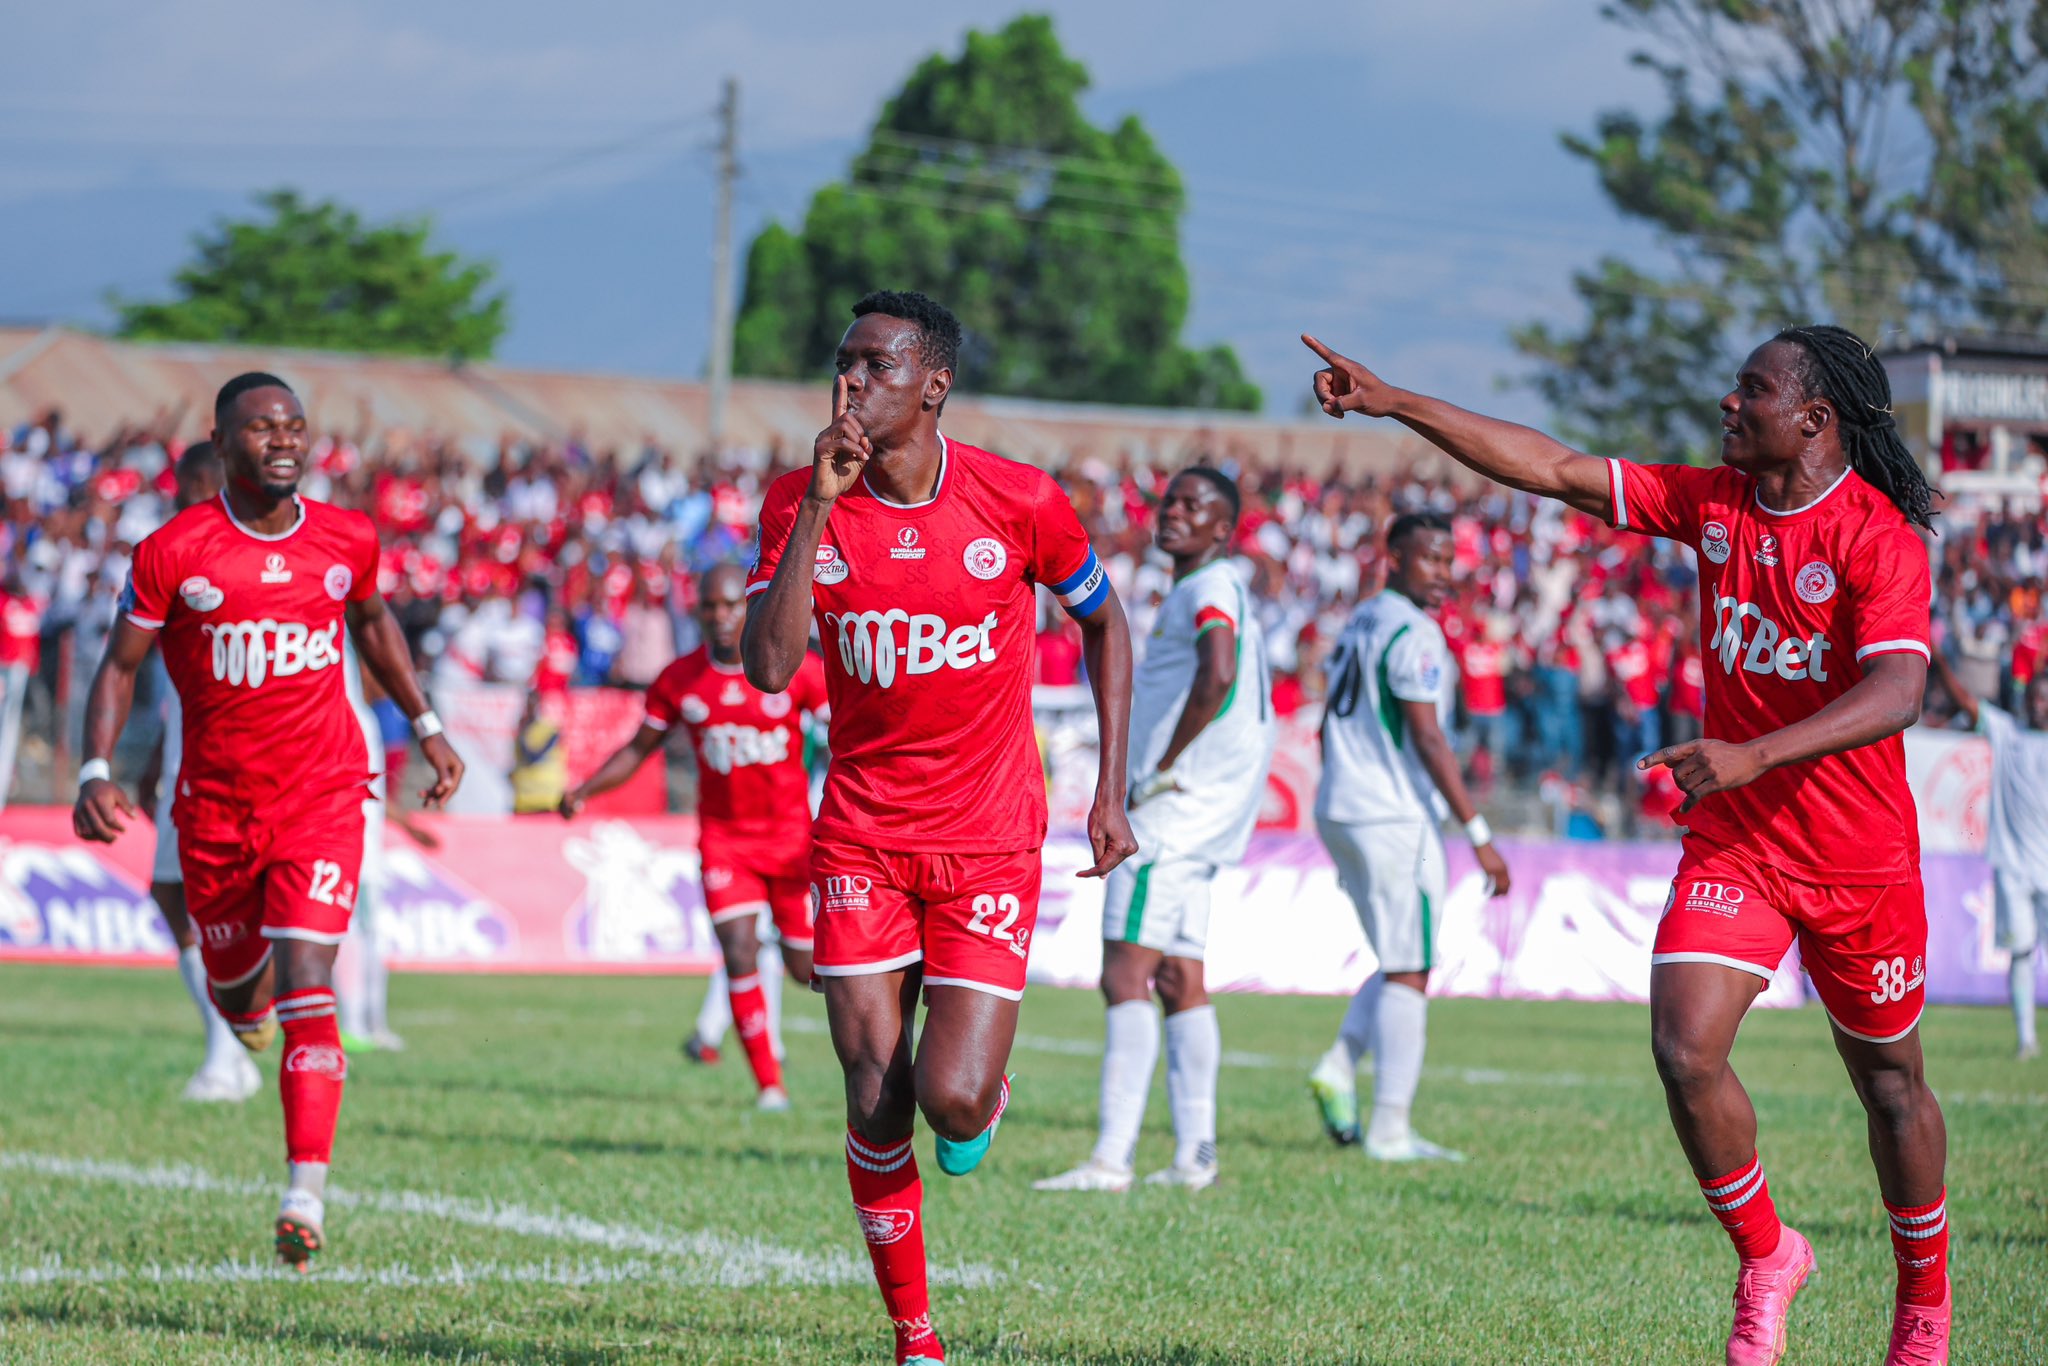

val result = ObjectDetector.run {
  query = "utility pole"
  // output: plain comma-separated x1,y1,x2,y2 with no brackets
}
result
706,77,739,458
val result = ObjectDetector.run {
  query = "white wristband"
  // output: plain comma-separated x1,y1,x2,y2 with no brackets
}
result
412,710,444,740
1464,814,1493,847
78,758,112,786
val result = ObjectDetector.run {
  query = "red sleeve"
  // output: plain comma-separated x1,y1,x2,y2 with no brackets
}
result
348,513,379,603
119,528,175,630
1607,459,1724,543
1031,471,1109,617
746,475,803,599
1846,524,1932,666
643,661,686,731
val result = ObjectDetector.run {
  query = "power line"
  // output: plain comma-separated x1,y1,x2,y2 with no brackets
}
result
403,115,710,217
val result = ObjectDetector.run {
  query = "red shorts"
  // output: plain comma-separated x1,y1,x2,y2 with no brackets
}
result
1653,843,1927,1043
700,823,815,950
179,800,367,988
810,843,1042,1000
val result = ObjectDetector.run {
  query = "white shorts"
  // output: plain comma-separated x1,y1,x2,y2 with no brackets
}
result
1995,868,2048,955
1102,853,1217,960
1317,815,1447,975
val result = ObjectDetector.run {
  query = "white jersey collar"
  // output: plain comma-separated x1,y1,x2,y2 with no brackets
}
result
219,491,307,542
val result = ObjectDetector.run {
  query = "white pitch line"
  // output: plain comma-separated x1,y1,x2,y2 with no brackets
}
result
0,1254,856,1290
0,1154,997,1289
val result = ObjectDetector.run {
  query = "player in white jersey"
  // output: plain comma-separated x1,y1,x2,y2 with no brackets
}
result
140,441,261,1102
1930,640,2048,1059
1036,468,1275,1193
1308,512,1511,1161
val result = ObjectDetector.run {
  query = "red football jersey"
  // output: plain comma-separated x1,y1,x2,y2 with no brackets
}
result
644,647,827,837
748,438,1104,852
1607,460,1929,881
122,495,381,837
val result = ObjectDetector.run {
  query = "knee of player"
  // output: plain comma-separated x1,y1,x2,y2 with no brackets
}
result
916,1074,999,1143
1847,1055,1931,1121
1154,959,1205,1011
1648,1027,1723,1094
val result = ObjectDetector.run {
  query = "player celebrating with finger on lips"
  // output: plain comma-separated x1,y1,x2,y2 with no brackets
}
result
74,372,465,1272
1305,325,1951,1366
744,291,1137,1366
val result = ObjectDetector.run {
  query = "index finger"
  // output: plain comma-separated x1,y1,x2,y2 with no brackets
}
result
1639,742,1698,771
1300,334,1342,365
832,373,847,422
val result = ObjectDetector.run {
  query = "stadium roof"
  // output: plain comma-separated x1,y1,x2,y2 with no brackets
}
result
0,327,1453,478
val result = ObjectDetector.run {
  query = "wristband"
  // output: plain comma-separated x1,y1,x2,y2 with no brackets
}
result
1464,814,1493,847
78,758,112,786
412,710,445,741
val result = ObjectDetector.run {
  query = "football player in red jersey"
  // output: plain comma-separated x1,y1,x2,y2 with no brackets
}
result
562,562,827,1108
73,373,464,1272
1306,326,1952,1366
744,291,1137,1366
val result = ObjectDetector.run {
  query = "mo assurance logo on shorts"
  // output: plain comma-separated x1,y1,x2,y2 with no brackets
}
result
200,619,344,687
824,609,998,688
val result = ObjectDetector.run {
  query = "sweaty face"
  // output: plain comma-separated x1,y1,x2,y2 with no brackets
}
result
696,571,748,658
217,388,307,499
833,315,947,449
1389,528,1454,608
1719,341,1821,474
1156,473,1233,560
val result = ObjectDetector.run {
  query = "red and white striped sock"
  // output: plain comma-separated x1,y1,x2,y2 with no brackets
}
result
275,988,347,1165
1885,1189,1949,1307
729,974,782,1093
1698,1152,1783,1262
845,1130,941,1364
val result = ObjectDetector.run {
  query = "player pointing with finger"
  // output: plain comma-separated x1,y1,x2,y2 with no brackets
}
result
1306,326,1951,1365
744,291,1136,1366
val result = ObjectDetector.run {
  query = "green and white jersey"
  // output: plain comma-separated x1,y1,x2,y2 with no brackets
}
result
1316,588,1452,826
1127,557,1275,863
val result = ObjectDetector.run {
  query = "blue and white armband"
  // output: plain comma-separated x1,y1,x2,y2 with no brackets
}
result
1050,549,1110,620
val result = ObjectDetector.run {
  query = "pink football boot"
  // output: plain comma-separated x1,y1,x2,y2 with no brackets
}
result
1725,1226,1816,1366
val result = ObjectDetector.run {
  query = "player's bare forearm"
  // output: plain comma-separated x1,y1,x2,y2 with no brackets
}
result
1746,654,1927,772
1155,631,1234,773
83,619,155,764
742,501,831,692
347,596,432,720
1402,700,1479,825
564,727,662,813
1079,589,1135,801
1384,391,1611,518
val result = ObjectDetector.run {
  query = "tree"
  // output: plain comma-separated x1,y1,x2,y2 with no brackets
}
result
734,14,1258,411
116,190,507,360
1515,0,2048,461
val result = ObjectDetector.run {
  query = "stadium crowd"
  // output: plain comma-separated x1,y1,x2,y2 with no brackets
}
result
3,406,2043,820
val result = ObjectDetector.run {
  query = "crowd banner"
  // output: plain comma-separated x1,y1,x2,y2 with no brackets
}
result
1903,727,1990,854
0,808,2021,1007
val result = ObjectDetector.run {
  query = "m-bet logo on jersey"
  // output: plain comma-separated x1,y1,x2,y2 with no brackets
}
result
889,527,925,561
260,553,292,585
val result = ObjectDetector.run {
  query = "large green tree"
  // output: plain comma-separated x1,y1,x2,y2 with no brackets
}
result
734,14,1258,410
116,189,507,360
1515,0,2048,460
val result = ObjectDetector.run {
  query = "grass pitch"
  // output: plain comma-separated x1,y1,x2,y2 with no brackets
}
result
0,966,2043,1364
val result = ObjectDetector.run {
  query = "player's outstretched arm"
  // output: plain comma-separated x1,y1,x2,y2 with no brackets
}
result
348,594,465,810
1303,335,1613,518
1925,629,1981,730
744,377,869,692
560,725,664,819
1642,652,1927,814
1399,698,1511,897
73,618,155,843
1075,586,1139,878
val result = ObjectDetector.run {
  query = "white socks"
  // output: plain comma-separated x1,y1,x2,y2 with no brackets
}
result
1329,972,1385,1074
178,945,242,1070
1367,982,1428,1147
2013,952,2038,1051
286,1160,328,1199
1091,1000,1159,1170
760,940,786,1061
1164,1004,1220,1171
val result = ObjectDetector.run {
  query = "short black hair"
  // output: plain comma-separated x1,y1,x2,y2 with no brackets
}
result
214,372,295,428
1172,465,1242,526
1387,511,1453,548
850,291,961,375
175,439,222,480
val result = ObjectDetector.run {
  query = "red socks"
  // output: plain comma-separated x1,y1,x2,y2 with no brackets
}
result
1886,1190,1949,1306
1699,1152,1783,1262
846,1130,941,1364
729,975,782,1093
275,988,347,1164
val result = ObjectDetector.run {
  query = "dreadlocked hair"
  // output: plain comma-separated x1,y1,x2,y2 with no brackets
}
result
1774,324,1938,530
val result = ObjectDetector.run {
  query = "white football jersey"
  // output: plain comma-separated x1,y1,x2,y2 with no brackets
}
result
1981,703,2048,882
1127,558,1275,863
1316,588,1453,826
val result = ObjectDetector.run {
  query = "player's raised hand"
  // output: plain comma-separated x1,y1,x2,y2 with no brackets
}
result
1079,792,1139,879
418,733,465,810
1302,335,1402,420
1640,738,1767,815
73,776,136,844
809,374,872,504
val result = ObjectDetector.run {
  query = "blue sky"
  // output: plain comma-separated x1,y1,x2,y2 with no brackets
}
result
0,1,1666,421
